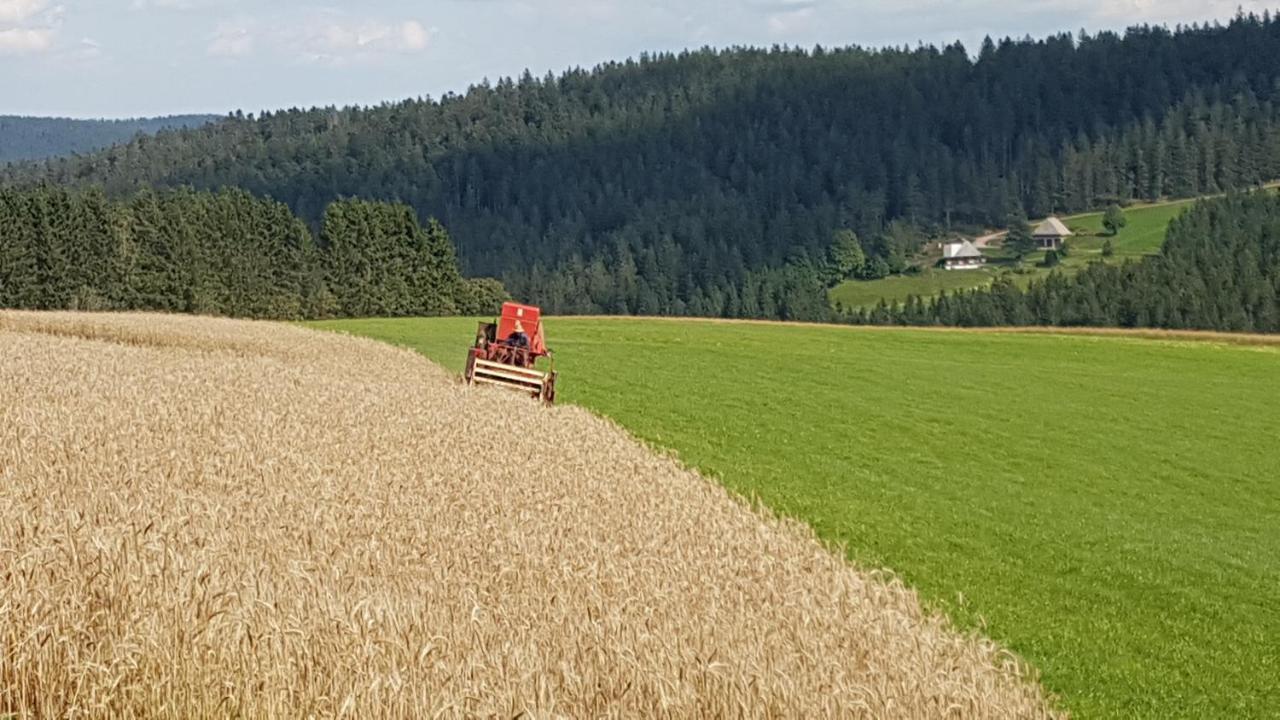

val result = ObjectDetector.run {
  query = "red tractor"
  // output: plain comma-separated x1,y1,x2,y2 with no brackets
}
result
464,302,557,404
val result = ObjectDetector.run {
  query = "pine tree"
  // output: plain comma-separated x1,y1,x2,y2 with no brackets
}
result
1006,212,1036,260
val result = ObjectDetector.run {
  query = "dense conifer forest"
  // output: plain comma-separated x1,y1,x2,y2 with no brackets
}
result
5,14,1280,325
0,115,219,165
0,186,505,319
854,192,1280,332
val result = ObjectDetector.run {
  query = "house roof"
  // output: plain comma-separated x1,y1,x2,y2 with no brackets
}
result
943,240,983,260
1033,217,1073,238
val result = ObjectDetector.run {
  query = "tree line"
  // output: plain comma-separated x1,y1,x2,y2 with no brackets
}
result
848,193,1280,332
0,115,218,165
7,15,1280,317
0,186,506,319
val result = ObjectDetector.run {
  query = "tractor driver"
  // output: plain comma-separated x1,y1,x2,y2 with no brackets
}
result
506,321,530,350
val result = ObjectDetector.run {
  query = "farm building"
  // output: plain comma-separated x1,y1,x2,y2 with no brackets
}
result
1033,217,1073,249
941,240,986,270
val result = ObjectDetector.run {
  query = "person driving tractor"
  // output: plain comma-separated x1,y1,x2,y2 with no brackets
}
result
506,321,530,349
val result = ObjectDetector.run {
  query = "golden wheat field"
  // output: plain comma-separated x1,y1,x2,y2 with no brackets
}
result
0,311,1059,719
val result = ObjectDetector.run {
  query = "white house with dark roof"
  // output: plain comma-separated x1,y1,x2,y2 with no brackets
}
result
1033,217,1073,249
941,240,985,270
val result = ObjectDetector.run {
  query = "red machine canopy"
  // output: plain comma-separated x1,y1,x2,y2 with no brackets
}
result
496,302,547,355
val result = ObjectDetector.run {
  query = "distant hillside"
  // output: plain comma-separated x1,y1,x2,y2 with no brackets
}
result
8,15,1280,318
0,115,219,164
865,192,1280,332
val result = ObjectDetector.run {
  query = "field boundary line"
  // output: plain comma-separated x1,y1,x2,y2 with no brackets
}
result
563,315,1280,348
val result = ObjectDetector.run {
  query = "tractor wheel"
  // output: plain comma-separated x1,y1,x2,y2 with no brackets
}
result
542,373,557,405
464,348,478,384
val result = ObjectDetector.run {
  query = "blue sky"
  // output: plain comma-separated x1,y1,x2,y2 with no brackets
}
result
0,0,1272,118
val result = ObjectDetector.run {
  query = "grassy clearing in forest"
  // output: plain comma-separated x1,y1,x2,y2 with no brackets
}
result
313,315,1280,720
828,268,1002,309
1064,199,1193,257
829,198,1198,308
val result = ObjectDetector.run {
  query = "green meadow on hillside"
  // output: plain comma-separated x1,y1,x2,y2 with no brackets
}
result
828,268,1003,309
1065,199,1193,257
828,198,1198,309
309,317,1280,719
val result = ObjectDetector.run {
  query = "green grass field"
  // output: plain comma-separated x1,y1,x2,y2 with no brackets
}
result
1064,199,1194,257
828,268,1002,309
829,198,1199,308
308,317,1280,719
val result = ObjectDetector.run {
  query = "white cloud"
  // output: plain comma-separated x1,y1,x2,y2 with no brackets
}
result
74,35,101,59
766,5,815,35
0,0,58,55
988,0,1277,26
1086,0,1275,23
208,21,252,57
198,11,432,64
131,0,225,9
0,0,48,24
0,24,52,53
294,17,433,62
750,0,819,10
399,20,429,51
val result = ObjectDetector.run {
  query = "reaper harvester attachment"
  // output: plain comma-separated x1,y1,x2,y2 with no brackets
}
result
464,302,558,404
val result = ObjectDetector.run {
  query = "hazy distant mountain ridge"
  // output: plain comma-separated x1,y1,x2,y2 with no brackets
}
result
0,115,220,164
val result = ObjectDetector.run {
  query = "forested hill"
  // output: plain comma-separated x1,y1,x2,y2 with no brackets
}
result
0,115,219,165
8,15,1280,317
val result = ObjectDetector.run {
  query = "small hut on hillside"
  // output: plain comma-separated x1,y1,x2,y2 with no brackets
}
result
1033,217,1073,249
941,240,985,271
